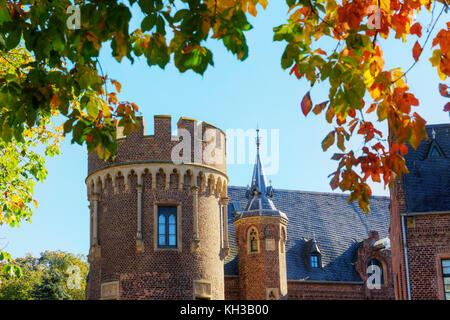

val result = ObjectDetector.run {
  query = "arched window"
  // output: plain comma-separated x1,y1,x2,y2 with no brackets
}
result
367,258,384,285
158,206,177,248
248,228,259,253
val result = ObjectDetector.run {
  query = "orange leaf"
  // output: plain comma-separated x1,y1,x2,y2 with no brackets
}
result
301,92,313,116
313,101,328,115
367,103,377,113
410,23,422,37
399,144,408,156
412,41,422,62
314,48,327,55
322,131,335,151
290,64,300,79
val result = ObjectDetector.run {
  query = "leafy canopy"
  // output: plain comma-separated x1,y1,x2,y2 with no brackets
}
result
0,0,448,229
0,250,88,300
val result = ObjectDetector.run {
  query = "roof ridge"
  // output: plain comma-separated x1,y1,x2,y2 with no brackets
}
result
227,185,390,199
426,123,450,128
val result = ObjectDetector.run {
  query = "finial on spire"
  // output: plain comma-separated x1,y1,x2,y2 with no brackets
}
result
256,126,260,151
432,128,436,140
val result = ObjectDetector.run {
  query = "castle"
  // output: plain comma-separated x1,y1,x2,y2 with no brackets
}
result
85,115,449,300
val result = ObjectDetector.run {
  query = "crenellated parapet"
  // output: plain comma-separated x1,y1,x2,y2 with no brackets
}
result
88,115,227,176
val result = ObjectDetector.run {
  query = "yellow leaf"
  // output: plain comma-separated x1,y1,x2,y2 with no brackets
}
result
248,2,257,16
259,0,268,10
380,0,390,14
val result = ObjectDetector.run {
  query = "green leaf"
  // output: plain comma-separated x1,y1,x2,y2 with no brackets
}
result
86,97,99,118
141,14,156,32
0,6,11,23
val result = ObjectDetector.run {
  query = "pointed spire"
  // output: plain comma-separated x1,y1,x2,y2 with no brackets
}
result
236,128,287,220
432,128,436,140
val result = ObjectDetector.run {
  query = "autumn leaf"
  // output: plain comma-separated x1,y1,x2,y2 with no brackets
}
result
322,131,335,151
444,102,450,112
412,41,422,62
410,23,422,37
313,101,328,115
439,84,449,97
301,91,313,116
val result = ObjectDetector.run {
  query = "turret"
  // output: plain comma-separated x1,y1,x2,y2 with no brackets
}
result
233,129,288,300
85,115,229,300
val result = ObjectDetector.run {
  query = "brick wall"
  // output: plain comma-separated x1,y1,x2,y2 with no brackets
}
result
287,281,366,300
224,276,240,300
234,217,288,300
404,214,450,300
390,176,450,300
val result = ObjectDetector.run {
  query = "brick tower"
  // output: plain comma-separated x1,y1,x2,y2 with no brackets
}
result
85,115,230,300
233,129,288,300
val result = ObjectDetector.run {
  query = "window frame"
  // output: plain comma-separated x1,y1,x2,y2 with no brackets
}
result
247,227,260,254
154,203,182,252
310,254,320,269
157,206,178,248
441,259,450,300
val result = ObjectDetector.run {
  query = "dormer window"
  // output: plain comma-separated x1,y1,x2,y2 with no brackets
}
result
426,134,445,159
429,146,443,158
308,238,322,269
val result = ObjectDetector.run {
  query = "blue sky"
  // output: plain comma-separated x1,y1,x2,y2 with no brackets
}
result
1,2,448,258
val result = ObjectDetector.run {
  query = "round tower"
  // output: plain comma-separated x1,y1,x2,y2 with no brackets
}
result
233,129,288,300
85,115,229,300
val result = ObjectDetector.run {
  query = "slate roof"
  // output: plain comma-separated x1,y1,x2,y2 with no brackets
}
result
402,124,450,213
225,186,390,282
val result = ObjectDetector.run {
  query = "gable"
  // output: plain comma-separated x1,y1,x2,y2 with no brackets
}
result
403,124,450,213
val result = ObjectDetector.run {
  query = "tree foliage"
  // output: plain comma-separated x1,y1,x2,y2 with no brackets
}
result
276,0,449,212
0,45,62,268
0,0,448,228
0,250,88,300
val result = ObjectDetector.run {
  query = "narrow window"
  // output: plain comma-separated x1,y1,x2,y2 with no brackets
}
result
442,260,450,300
249,228,258,253
311,255,319,268
158,206,177,248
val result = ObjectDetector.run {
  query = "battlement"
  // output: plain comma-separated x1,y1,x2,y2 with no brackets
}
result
88,115,227,176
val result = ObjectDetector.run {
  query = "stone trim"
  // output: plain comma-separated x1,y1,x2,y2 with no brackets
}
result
101,281,119,300
400,211,450,217
266,288,280,300
86,162,228,199
193,280,212,299
86,161,228,184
